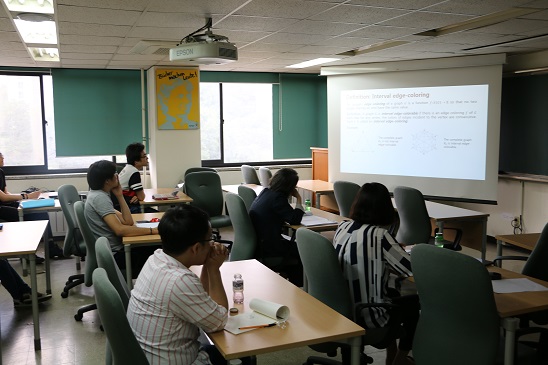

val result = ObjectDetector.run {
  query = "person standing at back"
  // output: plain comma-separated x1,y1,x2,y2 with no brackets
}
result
249,167,304,285
333,182,419,365
115,142,154,213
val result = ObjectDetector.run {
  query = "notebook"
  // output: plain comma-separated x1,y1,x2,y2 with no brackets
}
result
152,193,178,200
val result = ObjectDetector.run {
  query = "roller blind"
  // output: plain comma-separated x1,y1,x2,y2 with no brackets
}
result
52,69,143,156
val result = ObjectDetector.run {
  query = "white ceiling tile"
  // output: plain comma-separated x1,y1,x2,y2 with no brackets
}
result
310,5,409,24
347,0,444,10
60,35,124,46
282,20,364,36
60,45,119,53
379,11,473,29
217,15,298,32
57,5,141,25
57,0,150,11
58,22,131,37
61,53,112,60
235,0,335,19
240,42,304,52
293,44,353,54
346,25,421,39
312,36,384,48
136,12,209,28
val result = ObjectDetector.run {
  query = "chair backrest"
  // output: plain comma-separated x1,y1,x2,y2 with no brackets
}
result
258,167,272,187
296,228,353,318
393,186,432,245
241,165,260,185
96,237,131,310
93,268,149,365
74,200,99,286
225,193,257,261
237,185,257,212
58,184,85,257
522,222,548,281
333,180,360,218
184,167,216,177
184,171,224,217
411,245,500,365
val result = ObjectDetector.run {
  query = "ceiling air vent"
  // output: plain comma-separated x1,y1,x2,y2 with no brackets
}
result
130,40,176,55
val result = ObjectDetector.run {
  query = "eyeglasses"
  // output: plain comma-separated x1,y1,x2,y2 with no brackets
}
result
140,154,148,159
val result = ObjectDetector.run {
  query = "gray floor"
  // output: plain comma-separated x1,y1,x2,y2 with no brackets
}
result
0,230,527,365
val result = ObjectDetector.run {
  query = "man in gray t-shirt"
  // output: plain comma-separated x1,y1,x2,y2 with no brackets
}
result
84,160,159,275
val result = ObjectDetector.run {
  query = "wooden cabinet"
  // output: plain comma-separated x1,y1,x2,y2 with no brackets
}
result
310,147,339,213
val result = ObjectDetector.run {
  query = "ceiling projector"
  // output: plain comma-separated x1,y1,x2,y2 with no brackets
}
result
170,19,238,65
169,41,238,65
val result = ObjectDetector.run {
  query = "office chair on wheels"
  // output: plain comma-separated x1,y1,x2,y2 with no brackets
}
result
296,228,404,365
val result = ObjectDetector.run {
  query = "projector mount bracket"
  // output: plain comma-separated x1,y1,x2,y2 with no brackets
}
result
178,17,231,45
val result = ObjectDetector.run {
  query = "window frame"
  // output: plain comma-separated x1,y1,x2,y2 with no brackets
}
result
200,81,310,168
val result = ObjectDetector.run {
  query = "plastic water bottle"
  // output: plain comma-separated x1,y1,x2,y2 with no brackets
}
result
233,273,244,304
435,232,444,248
304,199,312,212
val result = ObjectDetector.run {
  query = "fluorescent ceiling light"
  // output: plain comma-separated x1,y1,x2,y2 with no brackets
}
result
2,0,54,14
337,40,409,56
14,18,57,44
29,46,59,61
286,58,340,68
513,67,548,74
415,7,540,37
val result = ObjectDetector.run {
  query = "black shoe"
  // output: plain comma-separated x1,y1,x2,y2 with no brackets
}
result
48,241,65,259
34,255,45,264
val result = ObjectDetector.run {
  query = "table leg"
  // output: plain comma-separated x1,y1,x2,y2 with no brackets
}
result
350,336,361,365
43,231,52,295
502,317,518,365
29,254,41,351
125,245,133,289
496,239,503,267
480,218,487,262
315,192,321,209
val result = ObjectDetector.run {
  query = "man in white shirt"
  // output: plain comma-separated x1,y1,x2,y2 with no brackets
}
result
127,205,235,365
115,142,152,213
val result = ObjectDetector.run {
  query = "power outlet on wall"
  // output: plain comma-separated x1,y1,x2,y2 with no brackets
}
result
513,216,521,227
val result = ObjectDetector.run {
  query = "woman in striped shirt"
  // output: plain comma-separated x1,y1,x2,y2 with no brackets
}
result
333,182,419,365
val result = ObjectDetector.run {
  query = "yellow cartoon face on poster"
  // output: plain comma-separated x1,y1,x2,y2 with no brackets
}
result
156,69,200,130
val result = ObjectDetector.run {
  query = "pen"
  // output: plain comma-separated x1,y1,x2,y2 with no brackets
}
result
238,323,276,330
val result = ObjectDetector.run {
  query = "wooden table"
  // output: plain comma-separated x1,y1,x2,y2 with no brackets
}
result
287,206,345,233
139,188,193,212
122,212,163,288
0,220,49,351
16,192,61,280
296,180,334,209
222,184,265,196
192,259,365,364
488,266,548,365
496,233,540,259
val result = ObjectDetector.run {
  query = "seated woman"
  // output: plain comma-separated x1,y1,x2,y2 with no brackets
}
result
249,168,304,285
333,182,419,365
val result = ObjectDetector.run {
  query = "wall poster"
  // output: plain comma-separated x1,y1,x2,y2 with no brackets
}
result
156,68,200,130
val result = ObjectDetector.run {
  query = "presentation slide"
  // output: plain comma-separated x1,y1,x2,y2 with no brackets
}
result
340,85,489,181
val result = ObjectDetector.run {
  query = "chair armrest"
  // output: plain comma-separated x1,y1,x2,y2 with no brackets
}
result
493,255,528,266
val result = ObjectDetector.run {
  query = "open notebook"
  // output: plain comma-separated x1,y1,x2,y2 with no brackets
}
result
300,215,336,227
224,298,290,335
152,193,178,200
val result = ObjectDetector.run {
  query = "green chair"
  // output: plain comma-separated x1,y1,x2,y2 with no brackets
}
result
95,237,130,309
494,222,548,325
58,184,86,298
411,244,545,365
241,164,260,185
225,193,258,261
333,180,360,218
93,268,149,365
394,186,462,249
73,200,98,321
258,167,272,187
96,237,132,365
184,171,231,232
296,227,403,365
237,185,257,212
181,167,217,194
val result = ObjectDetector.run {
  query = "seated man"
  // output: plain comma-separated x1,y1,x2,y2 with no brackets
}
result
84,160,158,277
114,142,156,213
127,205,234,365
0,151,63,260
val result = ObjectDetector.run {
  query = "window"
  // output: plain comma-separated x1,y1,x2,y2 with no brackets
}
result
200,82,273,165
0,72,124,174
